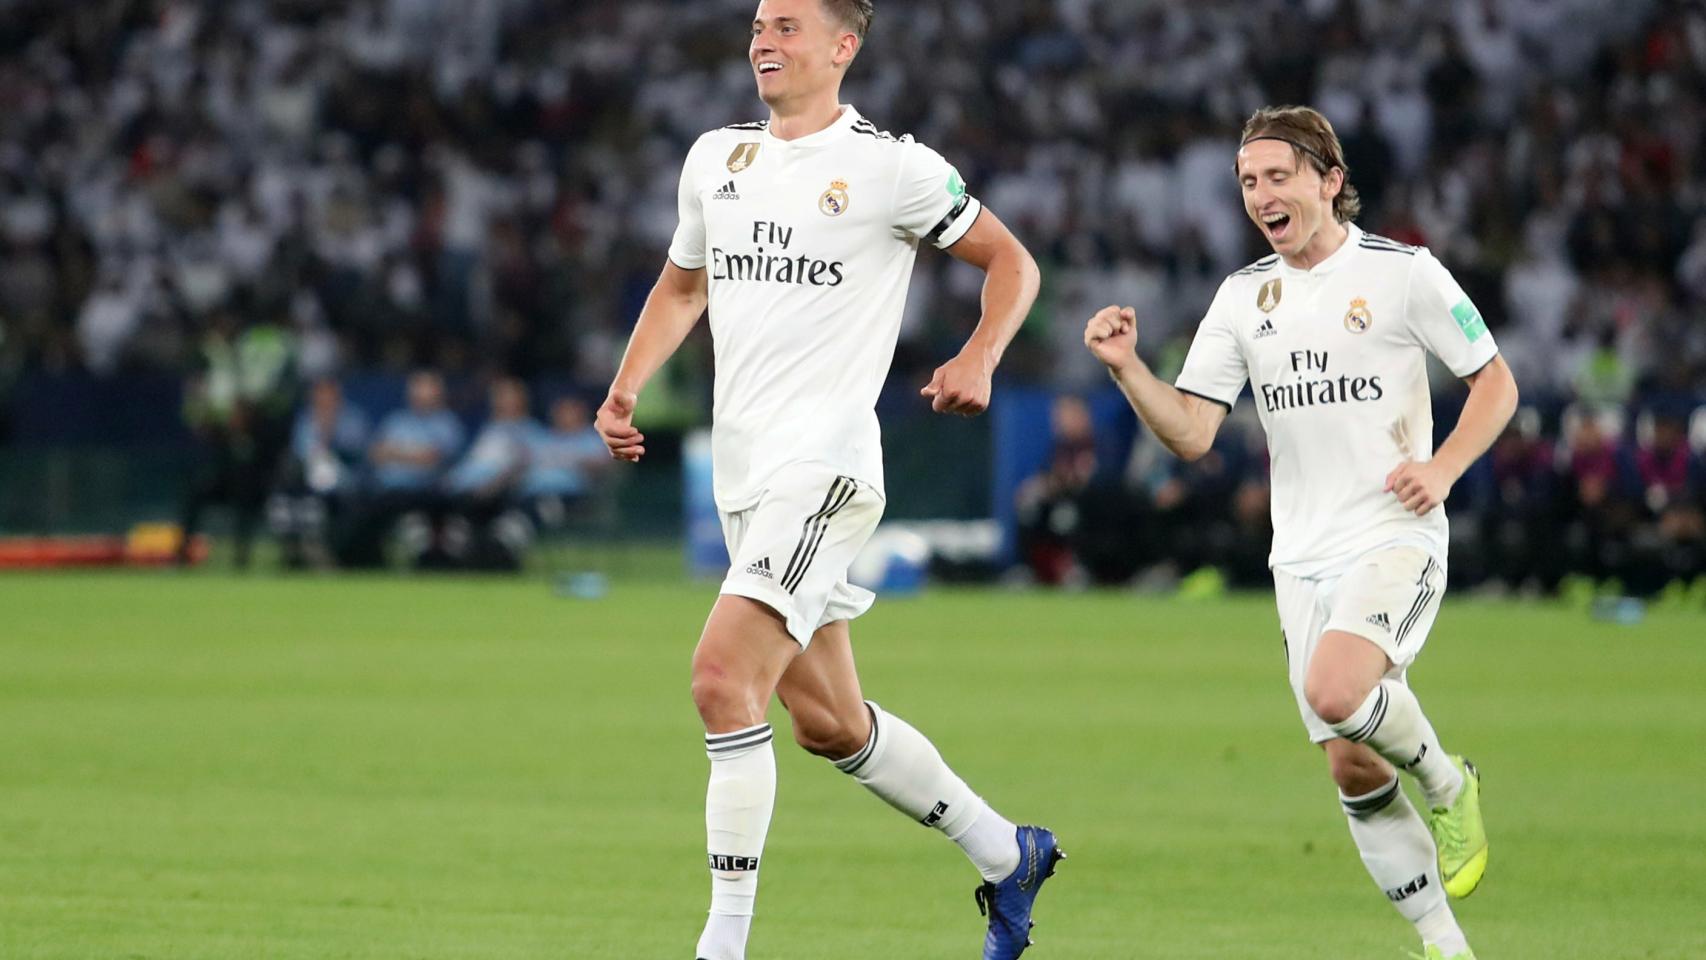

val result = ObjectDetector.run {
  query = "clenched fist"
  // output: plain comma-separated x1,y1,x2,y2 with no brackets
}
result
1084,305,1139,373
920,350,994,417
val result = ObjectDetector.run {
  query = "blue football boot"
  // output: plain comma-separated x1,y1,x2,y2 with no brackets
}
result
973,825,1065,960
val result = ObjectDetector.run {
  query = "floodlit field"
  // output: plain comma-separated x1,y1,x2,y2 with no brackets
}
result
1,570,1701,959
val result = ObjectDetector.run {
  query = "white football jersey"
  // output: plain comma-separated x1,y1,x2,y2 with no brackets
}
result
1176,224,1499,578
667,105,981,510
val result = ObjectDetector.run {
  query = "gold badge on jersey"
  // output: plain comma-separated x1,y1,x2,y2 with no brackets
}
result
1257,278,1282,313
1344,297,1373,334
819,179,850,217
727,142,761,174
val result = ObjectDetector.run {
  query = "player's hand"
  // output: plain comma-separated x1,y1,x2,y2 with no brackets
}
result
596,388,645,462
921,350,994,417
1384,460,1455,516
1085,305,1138,373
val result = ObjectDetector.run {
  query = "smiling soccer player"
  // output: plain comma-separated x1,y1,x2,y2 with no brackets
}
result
1085,105,1519,960
595,2,1062,958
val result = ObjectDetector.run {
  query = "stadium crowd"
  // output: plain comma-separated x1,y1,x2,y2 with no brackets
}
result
0,0,1702,587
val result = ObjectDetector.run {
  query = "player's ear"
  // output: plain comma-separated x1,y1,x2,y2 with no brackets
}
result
833,30,860,68
1322,166,1345,203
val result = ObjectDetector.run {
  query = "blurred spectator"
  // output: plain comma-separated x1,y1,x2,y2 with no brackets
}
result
368,370,465,493
272,378,370,568
1628,410,1706,593
1015,395,1099,585
176,311,297,568
1474,413,1564,592
444,377,536,506
521,395,611,524
1559,407,1642,587
340,369,464,566
439,376,538,568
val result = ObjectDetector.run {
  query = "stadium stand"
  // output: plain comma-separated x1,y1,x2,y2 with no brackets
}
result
0,0,1700,589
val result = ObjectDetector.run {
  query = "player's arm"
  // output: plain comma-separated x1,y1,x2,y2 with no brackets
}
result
1386,354,1519,515
1085,306,1228,462
596,261,708,462
1386,251,1520,514
921,210,1040,416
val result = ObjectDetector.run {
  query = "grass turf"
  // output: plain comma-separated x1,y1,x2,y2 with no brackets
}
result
0,571,1702,959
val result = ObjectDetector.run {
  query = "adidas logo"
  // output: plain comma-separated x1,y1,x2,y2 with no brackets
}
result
1366,612,1391,631
713,180,740,200
744,556,773,579
1254,317,1278,340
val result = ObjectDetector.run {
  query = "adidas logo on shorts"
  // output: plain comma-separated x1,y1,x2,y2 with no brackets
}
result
1366,611,1391,631
745,556,774,579
713,180,740,200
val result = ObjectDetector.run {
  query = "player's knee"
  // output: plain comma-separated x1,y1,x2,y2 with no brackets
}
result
1304,674,1368,726
789,704,868,760
690,665,763,730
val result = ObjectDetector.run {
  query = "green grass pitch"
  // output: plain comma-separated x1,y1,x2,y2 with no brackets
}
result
1,570,1702,959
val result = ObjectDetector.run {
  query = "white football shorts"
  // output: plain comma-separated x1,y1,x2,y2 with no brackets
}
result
719,463,885,647
1274,545,1447,743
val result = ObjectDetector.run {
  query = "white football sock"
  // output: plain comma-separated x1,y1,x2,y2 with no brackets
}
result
696,723,775,960
1341,776,1470,955
694,915,750,960
834,701,1021,882
1330,679,1464,808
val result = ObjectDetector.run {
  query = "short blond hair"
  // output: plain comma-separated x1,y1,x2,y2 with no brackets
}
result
820,0,873,39
1239,105,1361,223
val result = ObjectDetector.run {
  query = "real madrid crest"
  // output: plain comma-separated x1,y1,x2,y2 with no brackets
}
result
1257,278,1282,313
819,179,850,217
1344,297,1373,334
727,142,761,174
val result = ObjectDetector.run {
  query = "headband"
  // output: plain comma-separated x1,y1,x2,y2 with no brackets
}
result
1239,134,1337,171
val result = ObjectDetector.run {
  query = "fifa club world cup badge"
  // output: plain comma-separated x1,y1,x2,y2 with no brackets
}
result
1344,297,1373,333
819,179,850,217
1257,278,1282,313
727,142,760,174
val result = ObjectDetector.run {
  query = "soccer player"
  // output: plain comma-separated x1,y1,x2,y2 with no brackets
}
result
594,2,1062,958
1083,106,1517,960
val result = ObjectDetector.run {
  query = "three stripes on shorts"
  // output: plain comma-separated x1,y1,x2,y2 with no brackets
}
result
1394,556,1440,647
779,476,857,594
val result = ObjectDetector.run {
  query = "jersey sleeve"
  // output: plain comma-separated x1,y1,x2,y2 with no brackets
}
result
1404,249,1499,377
666,137,708,270
1174,280,1249,411
894,141,983,250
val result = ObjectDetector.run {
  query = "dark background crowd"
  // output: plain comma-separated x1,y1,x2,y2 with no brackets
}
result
0,0,1702,591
